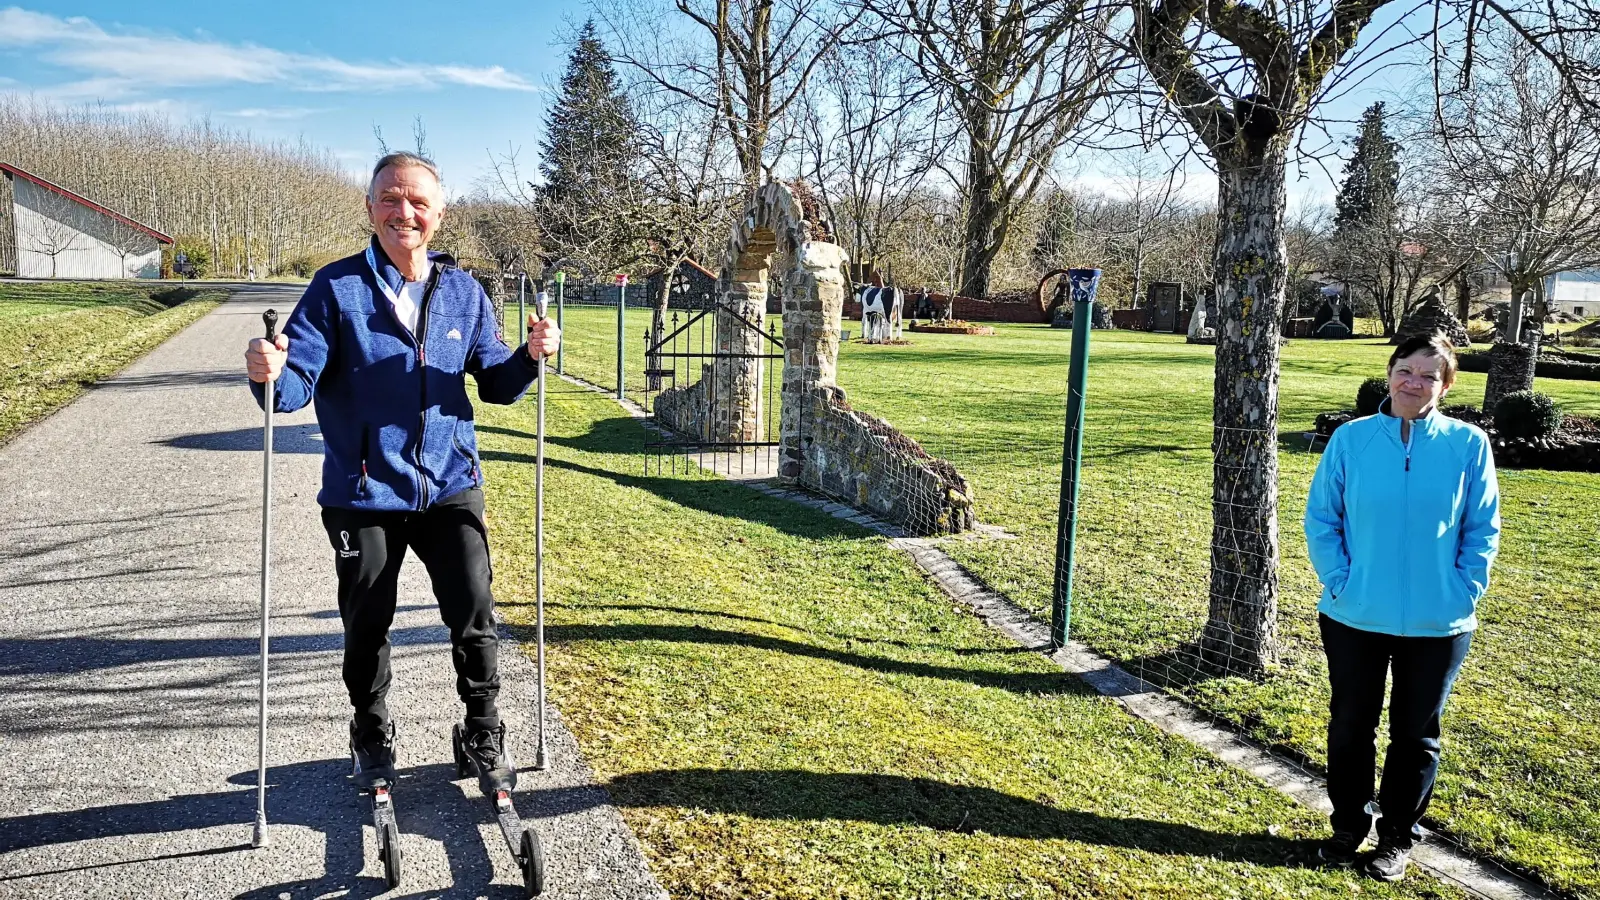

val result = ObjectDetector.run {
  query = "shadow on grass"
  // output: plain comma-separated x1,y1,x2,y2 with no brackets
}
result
603,768,1320,867
544,601,1037,657
481,446,867,540
537,622,1088,697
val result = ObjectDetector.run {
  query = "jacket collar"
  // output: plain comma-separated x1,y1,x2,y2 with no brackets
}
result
367,235,457,294
1378,397,1443,439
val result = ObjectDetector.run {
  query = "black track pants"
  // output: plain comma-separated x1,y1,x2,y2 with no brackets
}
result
321,488,500,733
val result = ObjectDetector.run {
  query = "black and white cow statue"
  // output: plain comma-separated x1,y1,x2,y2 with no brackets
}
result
859,285,904,343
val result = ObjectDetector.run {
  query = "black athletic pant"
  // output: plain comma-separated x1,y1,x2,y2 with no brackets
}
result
1320,614,1473,849
321,488,500,734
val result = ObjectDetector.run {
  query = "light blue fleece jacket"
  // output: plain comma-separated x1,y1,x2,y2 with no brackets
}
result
1304,401,1501,637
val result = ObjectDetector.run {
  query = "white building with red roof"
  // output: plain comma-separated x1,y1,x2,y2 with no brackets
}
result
0,162,173,280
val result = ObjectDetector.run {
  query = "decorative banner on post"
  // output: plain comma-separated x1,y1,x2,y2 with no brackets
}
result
1067,268,1102,306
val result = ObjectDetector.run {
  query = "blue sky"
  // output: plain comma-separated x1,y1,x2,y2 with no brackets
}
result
0,2,591,194
0,2,1415,206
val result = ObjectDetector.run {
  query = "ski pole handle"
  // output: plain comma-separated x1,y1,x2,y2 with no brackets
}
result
263,309,278,342
533,290,549,322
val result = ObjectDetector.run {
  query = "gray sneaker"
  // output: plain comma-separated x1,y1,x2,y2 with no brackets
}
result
1318,831,1364,867
1364,843,1411,882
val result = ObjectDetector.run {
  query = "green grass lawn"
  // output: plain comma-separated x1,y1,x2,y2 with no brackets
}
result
0,281,224,446
547,305,1600,897
476,386,1468,899
829,326,1600,899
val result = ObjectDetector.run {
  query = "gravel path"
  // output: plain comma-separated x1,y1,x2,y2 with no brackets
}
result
0,285,667,900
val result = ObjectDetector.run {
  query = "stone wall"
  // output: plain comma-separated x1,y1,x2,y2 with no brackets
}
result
771,207,975,535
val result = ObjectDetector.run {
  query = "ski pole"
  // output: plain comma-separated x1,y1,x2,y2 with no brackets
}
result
532,288,550,771
254,308,277,848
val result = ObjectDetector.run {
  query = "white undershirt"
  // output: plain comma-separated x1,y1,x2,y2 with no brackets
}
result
390,264,432,335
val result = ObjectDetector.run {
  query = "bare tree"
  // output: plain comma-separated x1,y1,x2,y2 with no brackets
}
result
1424,32,1600,407
861,0,1124,300
798,34,949,271
596,0,850,192
1105,151,1187,308
0,97,365,279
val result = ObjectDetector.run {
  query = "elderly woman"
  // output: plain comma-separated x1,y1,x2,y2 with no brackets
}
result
1304,334,1501,882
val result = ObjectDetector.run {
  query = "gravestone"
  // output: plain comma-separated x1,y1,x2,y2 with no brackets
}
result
1147,282,1183,333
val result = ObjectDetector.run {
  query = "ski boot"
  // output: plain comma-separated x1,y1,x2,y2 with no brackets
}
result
349,719,398,788
453,721,518,796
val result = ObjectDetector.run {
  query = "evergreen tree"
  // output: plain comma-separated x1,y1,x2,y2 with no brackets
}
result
1333,103,1399,236
1332,103,1407,335
537,21,640,266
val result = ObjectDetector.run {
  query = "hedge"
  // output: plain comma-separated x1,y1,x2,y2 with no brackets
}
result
1456,349,1600,382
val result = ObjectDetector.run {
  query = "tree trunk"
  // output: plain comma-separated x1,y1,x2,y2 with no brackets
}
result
1201,150,1287,677
957,128,1005,301
1456,271,1471,326
1484,282,1537,409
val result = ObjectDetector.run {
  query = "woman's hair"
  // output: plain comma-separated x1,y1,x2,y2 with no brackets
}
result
1388,333,1459,383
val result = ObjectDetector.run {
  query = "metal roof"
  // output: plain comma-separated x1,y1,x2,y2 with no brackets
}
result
0,162,175,244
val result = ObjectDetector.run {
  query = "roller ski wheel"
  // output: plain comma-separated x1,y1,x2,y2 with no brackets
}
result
369,784,402,889
520,827,545,897
379,817,402,889
451,723,472,780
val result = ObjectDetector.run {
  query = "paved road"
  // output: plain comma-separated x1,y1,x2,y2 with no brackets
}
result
0,285,667,900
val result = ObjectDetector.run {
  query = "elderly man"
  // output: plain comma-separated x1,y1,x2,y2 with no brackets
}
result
244,151,559,795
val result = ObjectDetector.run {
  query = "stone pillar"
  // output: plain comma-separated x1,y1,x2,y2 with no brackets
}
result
1484,342,1537,412
779,241,849,480
712,234,775,443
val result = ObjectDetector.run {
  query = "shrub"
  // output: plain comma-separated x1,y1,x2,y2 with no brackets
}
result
1356,377,1390,416
169,237,211,278
1494,390,1565,439
270,251,344,279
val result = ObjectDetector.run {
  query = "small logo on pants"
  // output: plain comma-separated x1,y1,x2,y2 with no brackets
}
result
339,530,360,558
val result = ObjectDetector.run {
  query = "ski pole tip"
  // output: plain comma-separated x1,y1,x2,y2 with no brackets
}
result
252,815,270,848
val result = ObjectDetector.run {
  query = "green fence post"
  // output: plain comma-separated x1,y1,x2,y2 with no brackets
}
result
1051,268,1100,650
616,274,627,400
554,271,565,376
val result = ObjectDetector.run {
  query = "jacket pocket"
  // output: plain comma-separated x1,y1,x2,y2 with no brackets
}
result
357,424,371,497
453,425,480,486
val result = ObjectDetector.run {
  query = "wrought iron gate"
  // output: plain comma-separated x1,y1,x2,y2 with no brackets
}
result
643,301,783,477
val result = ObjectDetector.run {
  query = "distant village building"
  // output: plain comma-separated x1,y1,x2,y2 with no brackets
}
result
0,162,172,279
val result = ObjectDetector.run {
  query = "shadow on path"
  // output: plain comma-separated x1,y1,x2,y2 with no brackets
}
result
160,424,324,454
0,626,448,676
0,760,528,900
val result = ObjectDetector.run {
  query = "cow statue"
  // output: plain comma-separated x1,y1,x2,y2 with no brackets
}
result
860,285,904,343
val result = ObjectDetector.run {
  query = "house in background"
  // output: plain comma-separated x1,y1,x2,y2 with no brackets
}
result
0,162,172,279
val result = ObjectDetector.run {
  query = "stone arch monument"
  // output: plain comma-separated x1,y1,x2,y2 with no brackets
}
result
709,182,974,535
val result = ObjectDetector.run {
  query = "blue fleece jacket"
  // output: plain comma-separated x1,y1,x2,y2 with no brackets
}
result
250,239,538,511
1304,401,1501,637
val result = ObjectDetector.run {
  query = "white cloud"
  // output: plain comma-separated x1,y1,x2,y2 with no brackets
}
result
225,106,326,120
0,7,540,96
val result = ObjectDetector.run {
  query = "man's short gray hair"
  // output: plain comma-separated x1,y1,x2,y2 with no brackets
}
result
368,151,442,198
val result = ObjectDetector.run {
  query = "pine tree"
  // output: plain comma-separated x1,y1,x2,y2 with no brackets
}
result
1333,103,1399,236
1332,103,1405,334
537,21,640,265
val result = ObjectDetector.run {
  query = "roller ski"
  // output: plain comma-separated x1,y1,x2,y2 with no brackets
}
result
453,722,545,897
350,721,404,889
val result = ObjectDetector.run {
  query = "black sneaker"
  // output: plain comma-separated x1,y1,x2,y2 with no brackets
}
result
1364,842,1411,882
1318,831,1365,867
349,719,398,788
459,722,517,796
